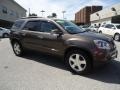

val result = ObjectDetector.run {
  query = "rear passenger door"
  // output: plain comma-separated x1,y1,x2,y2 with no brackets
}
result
21,20,44,51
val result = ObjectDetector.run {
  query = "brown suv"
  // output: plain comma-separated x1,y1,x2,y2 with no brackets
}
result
10,17,118,74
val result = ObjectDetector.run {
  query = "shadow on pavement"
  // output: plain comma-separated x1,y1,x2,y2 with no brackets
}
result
22,51,120,84
86,60,120,84
22,51,67,70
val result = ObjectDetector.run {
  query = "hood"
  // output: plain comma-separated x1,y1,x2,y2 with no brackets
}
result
75,32,112,42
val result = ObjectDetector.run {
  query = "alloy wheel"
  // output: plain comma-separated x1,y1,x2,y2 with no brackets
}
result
69,54,86,72
114,34,120,41
13,42,21,55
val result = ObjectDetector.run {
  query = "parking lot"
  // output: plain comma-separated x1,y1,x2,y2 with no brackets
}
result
0,38,120,90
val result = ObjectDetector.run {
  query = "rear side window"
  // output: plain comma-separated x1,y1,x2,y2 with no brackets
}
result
12,20,24,29
23,21,41,31
23,20,58,32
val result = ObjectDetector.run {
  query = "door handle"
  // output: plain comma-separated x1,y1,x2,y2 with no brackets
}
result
37,35,44,39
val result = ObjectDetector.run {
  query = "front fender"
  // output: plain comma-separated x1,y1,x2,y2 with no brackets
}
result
65,38,95,50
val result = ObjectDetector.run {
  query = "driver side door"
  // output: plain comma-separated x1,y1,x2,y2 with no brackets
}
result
39,21,64,55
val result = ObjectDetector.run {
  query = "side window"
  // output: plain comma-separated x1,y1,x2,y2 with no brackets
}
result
101,25,105,27
41,21,59,33
23,21,41,31
109,25,115,29
105,24,115,29
12,20,25,29
105,24,110,28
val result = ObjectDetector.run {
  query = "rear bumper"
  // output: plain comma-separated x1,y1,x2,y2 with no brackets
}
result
92,48,118,67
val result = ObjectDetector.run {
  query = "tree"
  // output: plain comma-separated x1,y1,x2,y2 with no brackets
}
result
29,13,37,16
47,13,57,18
52,13,57,18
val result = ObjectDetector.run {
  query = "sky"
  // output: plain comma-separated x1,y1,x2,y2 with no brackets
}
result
14,0,120,20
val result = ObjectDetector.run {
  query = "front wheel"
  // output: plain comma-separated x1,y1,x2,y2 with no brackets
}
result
99,31,102,34
65,50,92,75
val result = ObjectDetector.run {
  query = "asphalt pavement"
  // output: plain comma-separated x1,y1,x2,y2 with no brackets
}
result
0,39,120,90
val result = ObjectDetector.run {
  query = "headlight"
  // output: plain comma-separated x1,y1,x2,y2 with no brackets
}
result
94,40,110,50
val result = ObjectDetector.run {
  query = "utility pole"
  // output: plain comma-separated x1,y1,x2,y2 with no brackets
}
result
62,11,66,19
29,8,31,16
41,10,45,17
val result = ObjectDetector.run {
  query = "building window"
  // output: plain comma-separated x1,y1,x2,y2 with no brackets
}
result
2,6,7,14
0,6,2,12
9,10,14,15
9,10,18,17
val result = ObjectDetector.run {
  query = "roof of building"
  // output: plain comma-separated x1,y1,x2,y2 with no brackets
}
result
11,0,27,11
90,3,120,21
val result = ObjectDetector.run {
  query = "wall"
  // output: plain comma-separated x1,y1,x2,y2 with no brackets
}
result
90,3,120,25
0,0,26,22
75,6,102,25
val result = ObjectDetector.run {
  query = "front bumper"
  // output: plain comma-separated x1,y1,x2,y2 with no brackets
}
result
92,48,118,66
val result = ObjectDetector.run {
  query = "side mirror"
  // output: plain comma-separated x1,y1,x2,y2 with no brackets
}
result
51,29,63,35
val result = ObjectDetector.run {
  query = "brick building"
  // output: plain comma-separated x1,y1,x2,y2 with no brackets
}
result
75,6,102,25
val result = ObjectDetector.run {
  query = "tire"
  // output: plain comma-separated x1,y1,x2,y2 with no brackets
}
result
93,30,96,33
3,33,9,38
99,31,102,34
65,50,92,75
114,34,120,41
12,41,24,56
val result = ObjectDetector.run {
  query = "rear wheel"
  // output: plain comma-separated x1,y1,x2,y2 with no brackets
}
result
12,41,24,56
114,34,120,41
3,33,9,38
99,31,102,34
65,50,92,75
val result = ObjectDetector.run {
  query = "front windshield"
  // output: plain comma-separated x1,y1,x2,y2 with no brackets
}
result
55,20,85,34
116,25,120,29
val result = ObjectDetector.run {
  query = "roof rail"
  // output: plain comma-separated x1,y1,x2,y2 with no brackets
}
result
21,16,42,19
